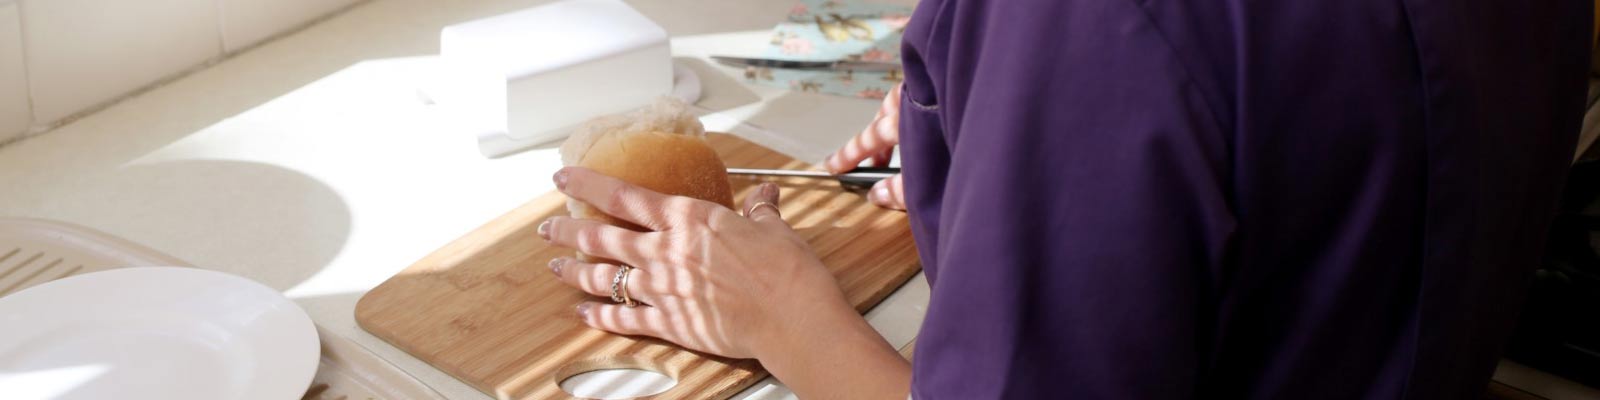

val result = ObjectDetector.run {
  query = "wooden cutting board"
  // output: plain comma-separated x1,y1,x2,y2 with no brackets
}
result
355,133,922,399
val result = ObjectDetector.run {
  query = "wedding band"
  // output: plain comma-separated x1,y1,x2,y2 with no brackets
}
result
610,265,637,307
745,201,780,218
619,265,636,307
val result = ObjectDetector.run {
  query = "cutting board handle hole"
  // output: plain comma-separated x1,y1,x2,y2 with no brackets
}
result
556,356,677,399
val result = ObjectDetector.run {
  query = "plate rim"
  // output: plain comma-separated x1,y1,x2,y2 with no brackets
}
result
0,266,320,400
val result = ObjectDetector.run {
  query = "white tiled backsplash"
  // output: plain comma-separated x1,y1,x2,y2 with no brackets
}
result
23,0,223,124
0,3,28,143
0,0,362,143
219,0,360,52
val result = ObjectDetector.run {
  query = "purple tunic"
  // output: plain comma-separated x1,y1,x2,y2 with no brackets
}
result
897,0,1590,398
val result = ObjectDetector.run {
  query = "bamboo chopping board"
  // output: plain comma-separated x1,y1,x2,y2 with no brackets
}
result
355,133,922,399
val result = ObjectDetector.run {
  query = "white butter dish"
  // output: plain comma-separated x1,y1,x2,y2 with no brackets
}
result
435,0,689,157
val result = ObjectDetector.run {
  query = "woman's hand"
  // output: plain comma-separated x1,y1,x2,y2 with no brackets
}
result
538,167,852,359
539,167,912,399
825,84,907,210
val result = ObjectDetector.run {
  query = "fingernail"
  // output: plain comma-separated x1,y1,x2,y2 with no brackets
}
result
548,258,564,277
553,169,569,190
871,186,890,203
575,303,591,320
760,183,779,199
537,219,552,240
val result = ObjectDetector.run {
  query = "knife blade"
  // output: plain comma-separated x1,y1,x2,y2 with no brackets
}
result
727,167,898,191
711,55,901,73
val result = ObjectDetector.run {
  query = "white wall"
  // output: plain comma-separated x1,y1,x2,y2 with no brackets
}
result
0,2,28,143
23,0,222,124
220,0,361,52
2,0,361,141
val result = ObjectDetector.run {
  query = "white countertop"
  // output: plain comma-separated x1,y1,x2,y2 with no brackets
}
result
2,0,1595,399
0,0,926,398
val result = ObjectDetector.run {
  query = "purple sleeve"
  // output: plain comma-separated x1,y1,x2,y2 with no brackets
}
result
899,0,1233,397
901,0,1589,397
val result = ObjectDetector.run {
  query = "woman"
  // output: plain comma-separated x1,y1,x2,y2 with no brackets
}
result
536,0,1592,397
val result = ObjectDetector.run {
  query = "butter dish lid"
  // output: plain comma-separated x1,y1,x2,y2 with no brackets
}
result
440,0,667,79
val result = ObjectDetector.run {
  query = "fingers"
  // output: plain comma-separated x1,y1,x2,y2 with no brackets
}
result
868,173,906,211
575,301,671,337
538,216,649,265
824,86,902,174
741,183,786,226
549,257,656,305
826,115,899,173
869,148,893,168
556,167,698,231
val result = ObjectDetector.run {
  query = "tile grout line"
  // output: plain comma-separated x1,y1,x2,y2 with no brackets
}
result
14,0,36,137
0,0,373,150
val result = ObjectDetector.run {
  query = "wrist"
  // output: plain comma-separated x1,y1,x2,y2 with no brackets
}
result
750,273,860,362
748,278,912,399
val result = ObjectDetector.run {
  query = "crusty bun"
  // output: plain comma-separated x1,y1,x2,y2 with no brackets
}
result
559,98,734,261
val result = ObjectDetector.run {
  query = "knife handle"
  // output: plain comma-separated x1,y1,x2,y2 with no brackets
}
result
837,167,900,191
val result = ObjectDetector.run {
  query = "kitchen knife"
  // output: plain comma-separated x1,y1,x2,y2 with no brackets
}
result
727,167,899,191
711,55,901,72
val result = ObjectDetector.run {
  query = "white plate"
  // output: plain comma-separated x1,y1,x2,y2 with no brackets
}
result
0,267,318,400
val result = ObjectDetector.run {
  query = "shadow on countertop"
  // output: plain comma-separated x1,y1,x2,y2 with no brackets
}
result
24,159,352,292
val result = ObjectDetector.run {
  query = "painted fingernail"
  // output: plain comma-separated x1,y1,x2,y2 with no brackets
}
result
760,183,779,199
575,303,591,320
548,258,564,277
553,169,569,190
537,219,552,240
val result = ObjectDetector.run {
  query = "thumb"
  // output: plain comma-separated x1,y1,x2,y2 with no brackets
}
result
868,174,906,211
741,183,787,226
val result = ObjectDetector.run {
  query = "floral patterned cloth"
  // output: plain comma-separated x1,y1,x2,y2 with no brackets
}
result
743,0,913,99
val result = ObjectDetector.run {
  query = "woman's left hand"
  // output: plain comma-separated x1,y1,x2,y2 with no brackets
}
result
537,167,851,360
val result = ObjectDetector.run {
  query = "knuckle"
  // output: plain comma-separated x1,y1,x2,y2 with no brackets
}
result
670,198,714,224
664,248,689,266
575,224,606,248
575,265,605,293
589,306,618,326
585,264,610,286
664,244,699,266
681,247,709,266
682,298,707,313
683,207,710,225
613,312,643,334
706,212,736,232
606,185,634,213
662,284,688,300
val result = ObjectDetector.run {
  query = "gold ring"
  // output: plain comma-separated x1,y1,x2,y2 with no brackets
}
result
620,265,636,307
610,265,636,307
745,201,781,218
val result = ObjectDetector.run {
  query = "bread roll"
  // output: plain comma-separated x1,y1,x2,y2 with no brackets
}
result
559,98,734,261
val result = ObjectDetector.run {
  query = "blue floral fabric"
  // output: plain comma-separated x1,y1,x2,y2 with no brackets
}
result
744,0,912,99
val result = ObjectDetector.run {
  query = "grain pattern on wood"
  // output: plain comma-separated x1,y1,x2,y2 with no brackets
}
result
355,134,923,399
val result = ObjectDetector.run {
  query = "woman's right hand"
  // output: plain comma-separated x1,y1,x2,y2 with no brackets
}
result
824,84,907,210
